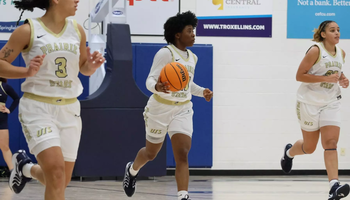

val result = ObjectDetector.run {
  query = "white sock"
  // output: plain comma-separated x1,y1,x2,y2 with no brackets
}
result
286,149,294,158
330,179,339,189
129,163,139,177
22,163,34,178
178,190,188,200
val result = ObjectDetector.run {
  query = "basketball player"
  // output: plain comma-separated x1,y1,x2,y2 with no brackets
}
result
280,20,349,200
123,11,213,200
0,77,20,173
0,0,105,199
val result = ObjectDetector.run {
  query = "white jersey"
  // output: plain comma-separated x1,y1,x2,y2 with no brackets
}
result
146,44,205,102
297,43,345,106
21,18,83,98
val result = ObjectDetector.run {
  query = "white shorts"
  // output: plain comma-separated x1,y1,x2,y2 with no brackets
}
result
296,100,341,132
19,97,82,162
144,96,193,144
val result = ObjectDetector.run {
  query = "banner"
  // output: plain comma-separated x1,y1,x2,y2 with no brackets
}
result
287,0,350,39
196,0,273,37
114,0,180,35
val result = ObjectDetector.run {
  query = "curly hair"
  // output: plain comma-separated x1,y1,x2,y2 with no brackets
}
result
14,0,51,26
164,11,198,44
313,20,335,42
0,77,7,83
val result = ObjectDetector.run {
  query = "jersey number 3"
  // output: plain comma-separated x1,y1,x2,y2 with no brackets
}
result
55,57,68,78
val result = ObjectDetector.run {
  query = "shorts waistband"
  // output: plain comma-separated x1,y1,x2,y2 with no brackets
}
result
23,93,77,105
152,94,190,106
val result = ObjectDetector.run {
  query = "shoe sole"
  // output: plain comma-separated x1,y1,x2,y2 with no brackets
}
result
329,184,350,200
335,184,350,200
8,152,20,193
123,162,135,197
281,144,293,174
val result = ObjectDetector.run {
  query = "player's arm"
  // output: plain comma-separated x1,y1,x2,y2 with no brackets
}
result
4,83,20,113
0,24,36,78
190,54,212,101
77,24,105,76
190,82,205,97
296,46,338,83
339,50,349,88
146,48,172,93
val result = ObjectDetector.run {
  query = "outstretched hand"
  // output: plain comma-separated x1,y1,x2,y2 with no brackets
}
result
86,47,105,70
203,88,213,102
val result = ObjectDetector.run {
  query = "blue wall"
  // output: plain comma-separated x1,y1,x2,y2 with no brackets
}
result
0,41,213,168
132,43,213,168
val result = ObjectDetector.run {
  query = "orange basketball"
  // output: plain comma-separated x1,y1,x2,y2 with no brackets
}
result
160,62,189,92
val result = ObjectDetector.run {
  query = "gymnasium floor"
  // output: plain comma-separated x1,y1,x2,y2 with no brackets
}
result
1,175,349,200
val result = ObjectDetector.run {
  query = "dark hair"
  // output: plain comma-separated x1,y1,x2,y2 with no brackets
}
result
164,11,198,44
14,0,51,26
313,20,335,42
0,77,7,83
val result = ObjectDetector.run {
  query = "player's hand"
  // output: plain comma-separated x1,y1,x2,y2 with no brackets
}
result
0,105,10,114
27,55,45,77
203,88,213,102
155,76,170,93
87,47,105,70
325,73,339,83
339,76,349,88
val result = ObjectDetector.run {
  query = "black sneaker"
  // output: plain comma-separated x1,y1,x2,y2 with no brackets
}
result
280,143,293,174
8,150,33,194
123,162,138,197
328,182,350,200
181,194,191,200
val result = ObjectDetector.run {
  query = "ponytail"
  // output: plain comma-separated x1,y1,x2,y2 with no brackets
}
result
14,0,50,26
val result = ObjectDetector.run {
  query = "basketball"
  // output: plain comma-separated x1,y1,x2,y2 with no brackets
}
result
160,62,190,92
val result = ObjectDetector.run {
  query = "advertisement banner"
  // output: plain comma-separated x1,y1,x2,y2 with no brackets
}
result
196,0,273,37
287,0,350,39
115,0,180,35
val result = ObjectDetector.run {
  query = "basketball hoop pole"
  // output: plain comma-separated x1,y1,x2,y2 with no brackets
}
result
88,0,127,49
88,0,127,95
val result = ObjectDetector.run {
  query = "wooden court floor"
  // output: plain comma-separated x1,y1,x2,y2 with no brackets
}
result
1,175,349,200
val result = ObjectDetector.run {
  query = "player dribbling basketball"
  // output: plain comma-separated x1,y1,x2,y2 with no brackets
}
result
122,11,213,200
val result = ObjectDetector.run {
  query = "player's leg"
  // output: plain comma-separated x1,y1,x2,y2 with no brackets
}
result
168,103,193,200
9,97,63,199
58,100,82,187
319,101,349,200
123,99,169,197
0,128,13,171
170,133,191,200
281,101,320,173
36,146,66,200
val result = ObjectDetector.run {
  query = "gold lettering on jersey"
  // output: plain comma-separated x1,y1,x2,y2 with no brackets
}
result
37,127,52,137
19,113,32,141
320,82,334,89
54,43,60,51
325,61,342,69
64,43,69,51
47,44,54,54
49,80,72,88
185,65,195,74
40,42,79,55
171,92,187,98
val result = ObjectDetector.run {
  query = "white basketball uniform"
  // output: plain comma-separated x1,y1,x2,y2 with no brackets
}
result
296,42,345,131
144,44,205,144
19,18,83,161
